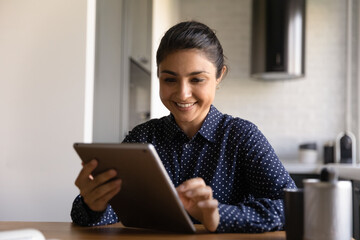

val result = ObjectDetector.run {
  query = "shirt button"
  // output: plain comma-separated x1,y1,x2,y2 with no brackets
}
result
185,144,190,148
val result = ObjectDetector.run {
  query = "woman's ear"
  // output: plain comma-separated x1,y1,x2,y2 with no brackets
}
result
216,66,227,85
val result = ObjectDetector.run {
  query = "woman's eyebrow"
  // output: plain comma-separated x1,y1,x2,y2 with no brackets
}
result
160,70,177,76
187,71,210,76
160,70,210,76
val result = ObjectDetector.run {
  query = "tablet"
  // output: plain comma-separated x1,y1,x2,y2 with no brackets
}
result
73,143,196,233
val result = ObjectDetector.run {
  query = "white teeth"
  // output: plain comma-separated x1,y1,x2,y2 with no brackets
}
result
176,103,194,108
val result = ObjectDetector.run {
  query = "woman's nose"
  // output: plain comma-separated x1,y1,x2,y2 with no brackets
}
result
177,81,192,100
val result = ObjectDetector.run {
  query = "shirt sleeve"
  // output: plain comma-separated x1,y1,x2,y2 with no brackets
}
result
216,122,296,233
71,195,119,226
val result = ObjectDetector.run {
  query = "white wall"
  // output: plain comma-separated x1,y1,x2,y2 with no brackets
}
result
179,0,359,161
92,0,123,142
150,0,180,119
0,0,87,221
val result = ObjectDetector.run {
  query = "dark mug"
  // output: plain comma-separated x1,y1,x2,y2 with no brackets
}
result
284,188,304,240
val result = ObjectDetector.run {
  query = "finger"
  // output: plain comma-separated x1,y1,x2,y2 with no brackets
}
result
81,169,117,197
82,159,98,176
92,169,117,186
178,177,206,192
198,198,218,209
93,181,122,210
185,186,213,200
85,179,122,211
91,179,122,201
198,199,220,232
75,159,98,188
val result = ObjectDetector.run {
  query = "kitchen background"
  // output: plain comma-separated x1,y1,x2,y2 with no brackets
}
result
94,0,359,161
0,0,359,222
179,0,359,160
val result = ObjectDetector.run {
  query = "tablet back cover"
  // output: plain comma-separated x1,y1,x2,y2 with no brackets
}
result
74,143,196,233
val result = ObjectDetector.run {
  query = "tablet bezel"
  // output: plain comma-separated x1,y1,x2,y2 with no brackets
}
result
73,143,196,233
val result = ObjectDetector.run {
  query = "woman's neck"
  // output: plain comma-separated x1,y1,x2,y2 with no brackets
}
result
172,106,211,139
176,121,202,139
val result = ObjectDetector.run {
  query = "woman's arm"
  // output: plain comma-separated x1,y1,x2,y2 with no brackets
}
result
71,160,121,226
216,194,287,233
215,122,296,233
71,194,119,226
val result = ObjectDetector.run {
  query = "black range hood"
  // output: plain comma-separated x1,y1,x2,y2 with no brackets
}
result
251,0,306,80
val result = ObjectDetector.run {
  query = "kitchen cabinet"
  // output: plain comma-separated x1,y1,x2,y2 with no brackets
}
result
127,0,152,72
120,0,152,138
128,58,151,130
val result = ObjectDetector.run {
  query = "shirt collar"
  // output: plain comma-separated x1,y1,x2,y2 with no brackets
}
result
163,105,224,143
198,105,223,143
163,114,185,140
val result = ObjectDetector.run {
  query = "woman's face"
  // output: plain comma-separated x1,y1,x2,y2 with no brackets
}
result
159,49,224,132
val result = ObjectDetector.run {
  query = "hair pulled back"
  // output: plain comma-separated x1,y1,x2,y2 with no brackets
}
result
156,21,226,79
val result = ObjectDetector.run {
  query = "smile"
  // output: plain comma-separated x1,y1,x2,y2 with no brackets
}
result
176,102,195,108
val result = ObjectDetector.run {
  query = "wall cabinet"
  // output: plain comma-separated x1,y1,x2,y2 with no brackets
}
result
127,0,152,72
118,0,153,139
128,59,151,130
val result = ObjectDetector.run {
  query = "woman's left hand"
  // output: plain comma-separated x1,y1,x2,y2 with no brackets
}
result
176,178,219,232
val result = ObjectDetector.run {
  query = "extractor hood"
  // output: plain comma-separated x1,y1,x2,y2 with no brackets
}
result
251,0,306,80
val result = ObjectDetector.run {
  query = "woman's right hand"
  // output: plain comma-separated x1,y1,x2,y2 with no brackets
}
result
74,159,122,212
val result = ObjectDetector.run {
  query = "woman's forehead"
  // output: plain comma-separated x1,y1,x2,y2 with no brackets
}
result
159,49,217,73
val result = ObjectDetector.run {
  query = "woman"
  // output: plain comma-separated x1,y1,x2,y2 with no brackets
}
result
71,21,296,233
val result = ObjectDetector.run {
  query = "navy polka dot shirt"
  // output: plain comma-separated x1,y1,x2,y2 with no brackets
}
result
71,105,296,233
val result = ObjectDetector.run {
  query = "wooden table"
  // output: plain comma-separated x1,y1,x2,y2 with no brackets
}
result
0,222,286,240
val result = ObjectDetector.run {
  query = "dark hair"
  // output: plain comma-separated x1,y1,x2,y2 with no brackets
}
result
156,21,227,78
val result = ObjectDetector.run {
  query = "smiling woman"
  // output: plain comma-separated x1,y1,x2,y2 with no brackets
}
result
157,21,227,138
71,21,296,233
159,49,224,138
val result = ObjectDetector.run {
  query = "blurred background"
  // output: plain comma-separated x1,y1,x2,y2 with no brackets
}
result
0,0,359,221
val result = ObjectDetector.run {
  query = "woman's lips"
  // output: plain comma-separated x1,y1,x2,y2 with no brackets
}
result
174,102,197,111
176,102,195,108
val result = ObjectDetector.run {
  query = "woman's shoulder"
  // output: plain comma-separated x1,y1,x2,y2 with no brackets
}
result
133,117,166,129
221,113,259,134
123,116,171,142
210,106,257,133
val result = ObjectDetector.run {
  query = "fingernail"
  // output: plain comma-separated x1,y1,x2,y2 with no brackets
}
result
178,185,185,191
186,191,193,197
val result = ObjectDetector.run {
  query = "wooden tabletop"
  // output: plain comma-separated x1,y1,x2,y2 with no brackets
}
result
0,222,286,240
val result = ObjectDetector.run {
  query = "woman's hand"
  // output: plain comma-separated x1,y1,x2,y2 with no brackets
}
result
176,178,219,232
74,159,122,212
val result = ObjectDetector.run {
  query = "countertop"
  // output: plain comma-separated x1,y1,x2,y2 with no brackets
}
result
0,222,287,240
282,161,360,181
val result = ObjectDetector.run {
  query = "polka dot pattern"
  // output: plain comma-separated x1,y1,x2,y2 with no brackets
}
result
71,105,296,232
71,195,118,226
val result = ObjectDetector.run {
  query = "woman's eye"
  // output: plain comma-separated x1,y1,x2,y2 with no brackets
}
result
164,78,176,82
191,78,204,83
